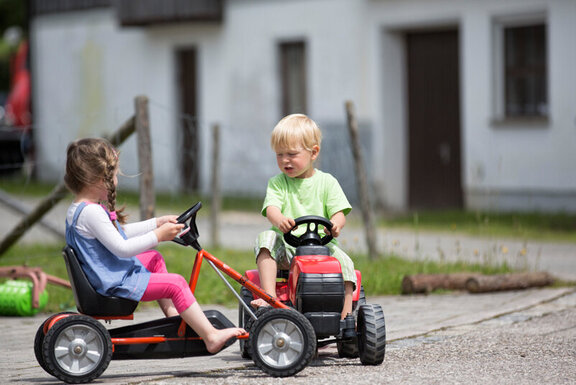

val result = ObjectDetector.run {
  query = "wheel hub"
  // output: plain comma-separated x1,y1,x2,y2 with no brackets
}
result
274,333,289,350
71,339,86,357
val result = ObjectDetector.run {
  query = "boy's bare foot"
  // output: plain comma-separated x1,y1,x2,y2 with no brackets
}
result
250,298,271,308
204,327,247,354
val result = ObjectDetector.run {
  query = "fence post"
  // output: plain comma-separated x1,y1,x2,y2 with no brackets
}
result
135,95,155,220
210,123,221,247
345,100,378,260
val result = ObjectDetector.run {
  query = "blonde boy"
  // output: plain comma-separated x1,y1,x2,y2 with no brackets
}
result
252,113,356,319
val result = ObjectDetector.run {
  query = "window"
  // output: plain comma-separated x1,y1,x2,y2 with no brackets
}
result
504,24,547,118
279,41,307,116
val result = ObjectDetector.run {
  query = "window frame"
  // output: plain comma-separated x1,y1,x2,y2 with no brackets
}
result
278,40,308,117
492,13,549,127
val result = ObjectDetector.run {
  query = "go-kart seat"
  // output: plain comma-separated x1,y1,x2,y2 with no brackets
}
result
62,245,139,317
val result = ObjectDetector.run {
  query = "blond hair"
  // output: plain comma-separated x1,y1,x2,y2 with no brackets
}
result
64,138,126,224
270,113,322,152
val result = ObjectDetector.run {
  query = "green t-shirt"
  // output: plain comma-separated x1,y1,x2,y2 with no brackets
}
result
261,169,352,234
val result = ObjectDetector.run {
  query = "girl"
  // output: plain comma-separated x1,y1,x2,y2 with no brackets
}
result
64,137,244,353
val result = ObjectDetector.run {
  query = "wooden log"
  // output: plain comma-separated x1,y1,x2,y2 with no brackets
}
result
402,273,481,294
465,272,554,293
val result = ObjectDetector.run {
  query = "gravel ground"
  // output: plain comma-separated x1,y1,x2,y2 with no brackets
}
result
127,296,576,385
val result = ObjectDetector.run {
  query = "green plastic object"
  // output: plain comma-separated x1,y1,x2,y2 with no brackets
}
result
0,280,48,316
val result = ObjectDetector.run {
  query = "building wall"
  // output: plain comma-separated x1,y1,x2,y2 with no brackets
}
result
30,0,576,212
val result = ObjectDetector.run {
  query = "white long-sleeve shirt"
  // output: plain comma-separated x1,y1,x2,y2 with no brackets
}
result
66,202,158,258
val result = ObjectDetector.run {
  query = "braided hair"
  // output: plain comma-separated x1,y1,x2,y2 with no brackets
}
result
64,138,127,225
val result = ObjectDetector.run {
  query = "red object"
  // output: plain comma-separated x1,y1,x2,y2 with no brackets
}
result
5,41,31,128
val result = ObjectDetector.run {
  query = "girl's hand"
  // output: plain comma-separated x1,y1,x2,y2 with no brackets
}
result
156,215,179,227
154,222,185,242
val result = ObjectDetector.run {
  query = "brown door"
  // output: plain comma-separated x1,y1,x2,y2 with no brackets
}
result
407,29,462,209
177,48,199,192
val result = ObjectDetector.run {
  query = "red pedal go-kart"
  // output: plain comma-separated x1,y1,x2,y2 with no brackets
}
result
34,202,385,383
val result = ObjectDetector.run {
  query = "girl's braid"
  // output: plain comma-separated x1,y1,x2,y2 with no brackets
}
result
104,148,127,225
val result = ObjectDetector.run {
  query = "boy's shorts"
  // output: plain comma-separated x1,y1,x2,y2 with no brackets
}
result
255,229,357,287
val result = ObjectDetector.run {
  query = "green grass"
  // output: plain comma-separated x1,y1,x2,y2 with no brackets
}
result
378,210,576,243
0,242,515,314
1,176,574,314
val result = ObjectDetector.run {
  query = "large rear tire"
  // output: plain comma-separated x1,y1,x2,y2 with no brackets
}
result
357,304,386,365
42,314,112,383
249,308,316,377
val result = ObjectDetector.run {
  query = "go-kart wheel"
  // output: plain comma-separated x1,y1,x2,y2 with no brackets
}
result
241,306,273,359
238,287,255,359
34,312,75,375
249,308,316,377
42,314,112,383
283,215,334,247
357,304,386,365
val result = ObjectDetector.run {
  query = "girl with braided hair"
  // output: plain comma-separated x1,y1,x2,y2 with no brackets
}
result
64,138,244,353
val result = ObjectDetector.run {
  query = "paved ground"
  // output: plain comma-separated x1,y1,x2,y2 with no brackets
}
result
2,287,575,384
1,198,576,383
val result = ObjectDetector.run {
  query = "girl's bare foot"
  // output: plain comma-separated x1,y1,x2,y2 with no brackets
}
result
204,327,246,354
250,298,271,308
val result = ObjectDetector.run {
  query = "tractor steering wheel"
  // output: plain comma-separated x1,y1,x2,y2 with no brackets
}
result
283,215,333,247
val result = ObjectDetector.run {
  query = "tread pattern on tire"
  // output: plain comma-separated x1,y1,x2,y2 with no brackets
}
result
358,304,386,365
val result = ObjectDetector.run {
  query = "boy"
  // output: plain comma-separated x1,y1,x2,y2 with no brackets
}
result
252,113,356,319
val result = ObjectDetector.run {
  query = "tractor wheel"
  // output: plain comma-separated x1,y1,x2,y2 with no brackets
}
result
357,304,386,365
337,338,359,358
249,308,316,377
42,314,112,383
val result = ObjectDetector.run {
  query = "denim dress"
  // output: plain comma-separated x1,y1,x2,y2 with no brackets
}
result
65,202,150,301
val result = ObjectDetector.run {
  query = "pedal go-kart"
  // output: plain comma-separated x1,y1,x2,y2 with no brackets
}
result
34,202,385,383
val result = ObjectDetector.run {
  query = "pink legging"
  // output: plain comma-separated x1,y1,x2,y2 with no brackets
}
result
136,250,196,313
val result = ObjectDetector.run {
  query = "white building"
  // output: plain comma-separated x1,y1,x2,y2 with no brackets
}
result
30,0,576,212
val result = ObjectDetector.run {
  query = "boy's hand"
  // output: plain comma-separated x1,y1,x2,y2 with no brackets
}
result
327,211,346,238
154,222,185,242
277,216,296,233
266,206,296,233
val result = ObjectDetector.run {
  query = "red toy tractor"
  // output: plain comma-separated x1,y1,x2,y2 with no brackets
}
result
238,215,386,372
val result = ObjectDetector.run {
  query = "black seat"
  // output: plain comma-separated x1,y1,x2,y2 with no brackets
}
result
62,245,138,317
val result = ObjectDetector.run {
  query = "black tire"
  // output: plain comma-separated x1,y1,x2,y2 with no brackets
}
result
34,312,75,375
238,287,255,358
357,304,386,365
42,314,112,383
249,308,316,377
337,338,359,358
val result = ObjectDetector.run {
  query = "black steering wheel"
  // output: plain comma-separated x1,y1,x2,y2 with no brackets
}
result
173,202,202,250
283,215,333,247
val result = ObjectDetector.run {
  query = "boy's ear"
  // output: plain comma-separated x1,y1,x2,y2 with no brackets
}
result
311,145,320,159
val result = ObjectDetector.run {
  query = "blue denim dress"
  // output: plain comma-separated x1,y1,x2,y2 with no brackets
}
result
65,202,150,301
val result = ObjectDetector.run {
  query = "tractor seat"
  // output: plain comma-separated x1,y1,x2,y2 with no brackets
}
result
62,245,138,317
